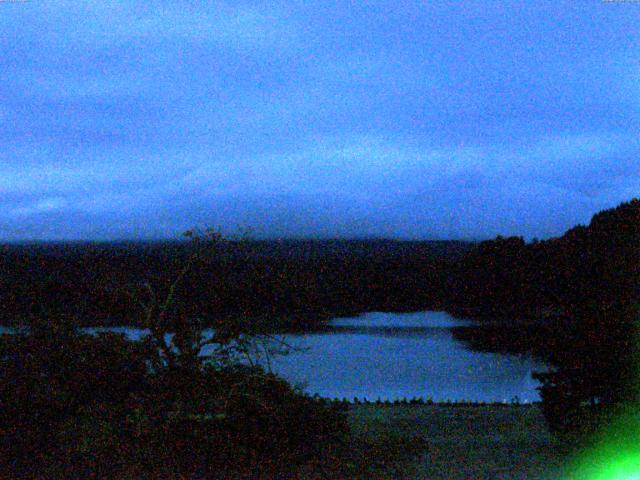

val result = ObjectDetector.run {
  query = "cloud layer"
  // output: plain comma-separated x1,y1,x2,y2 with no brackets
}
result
1,1,639,241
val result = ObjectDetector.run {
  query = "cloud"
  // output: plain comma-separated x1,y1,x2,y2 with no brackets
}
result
0,1,639,240
9,197,68,218
1,128,638,240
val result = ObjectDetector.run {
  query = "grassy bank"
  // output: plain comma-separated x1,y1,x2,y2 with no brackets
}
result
298,404,568,479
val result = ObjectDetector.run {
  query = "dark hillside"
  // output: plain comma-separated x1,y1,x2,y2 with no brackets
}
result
444,198,640,327
0,239,473,329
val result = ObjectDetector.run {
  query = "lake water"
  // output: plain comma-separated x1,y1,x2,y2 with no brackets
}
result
0,311,545,402
265,311,544,402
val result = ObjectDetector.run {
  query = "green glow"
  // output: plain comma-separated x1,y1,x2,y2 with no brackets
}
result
566,309,640,480
567,409,640,480
589,456,640,480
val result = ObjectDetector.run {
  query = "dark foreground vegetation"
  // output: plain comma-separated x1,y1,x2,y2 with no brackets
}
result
0,325,349,478
0,232,350,478
449,199,640,436
338,403,562,480
1,198,639,477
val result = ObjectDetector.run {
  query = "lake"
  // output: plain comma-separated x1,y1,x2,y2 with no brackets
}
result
264,311,545,403
1,311,545,402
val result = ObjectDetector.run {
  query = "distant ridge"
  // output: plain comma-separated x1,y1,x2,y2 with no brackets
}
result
0,238,475,261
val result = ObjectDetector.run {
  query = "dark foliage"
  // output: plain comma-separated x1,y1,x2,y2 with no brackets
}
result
0,239,472,331
0,232,349,479
0,319,148,477
2,199,639,446
447,199,640,434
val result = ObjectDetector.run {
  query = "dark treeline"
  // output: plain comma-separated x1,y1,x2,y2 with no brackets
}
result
0,239,472,329
447,199,640,433
2,200,639,439
446,199,639,343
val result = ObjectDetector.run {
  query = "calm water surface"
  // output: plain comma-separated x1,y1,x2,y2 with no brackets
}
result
1,311,545,402
267,311,544,402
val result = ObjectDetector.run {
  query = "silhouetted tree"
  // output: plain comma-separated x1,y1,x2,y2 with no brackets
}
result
0,228,349,479
534,200,640,434
446,199,640,435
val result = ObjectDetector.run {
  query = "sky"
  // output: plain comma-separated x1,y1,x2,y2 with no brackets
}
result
1,0,639,241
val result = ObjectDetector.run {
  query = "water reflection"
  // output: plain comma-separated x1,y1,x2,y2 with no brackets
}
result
330,310,469,328
268,311,544,402
0,311,545,402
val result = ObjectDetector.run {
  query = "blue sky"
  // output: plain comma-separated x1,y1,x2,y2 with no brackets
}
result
1,1,639,241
